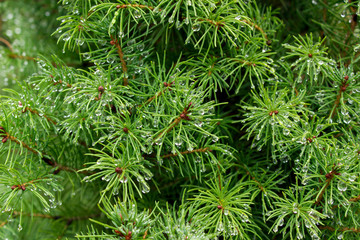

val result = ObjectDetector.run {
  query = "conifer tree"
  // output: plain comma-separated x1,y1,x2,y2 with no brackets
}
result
1,0,360,239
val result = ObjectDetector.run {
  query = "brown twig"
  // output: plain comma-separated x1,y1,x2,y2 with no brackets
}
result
0,129,90,175
315,167,340,205
241,163,265,192
319,225,360,233
111,36,128,86
344,0,359,66
241,19,268,41
6,133,39,155
294,87,299,96
197,17,268,41
349,1,358,32
242,164,265,192
8,53,35,61
22,106,57,125
330,77,349,118
217,164,222,190
233,58,257,67
143,228,148,239
315,180,331,205
0,211,100,229
0,38,35,60
198,18,224,28
247,171,265,192
320,0,328,39
349,195,360,202
330,194,360,209
161,147,212,159
139,81,175,108
0,220,7,228
155,116,182,140
154,102,192,141
330,89,342,118
208,62,215,76
116,3,156,10
0,37,13,51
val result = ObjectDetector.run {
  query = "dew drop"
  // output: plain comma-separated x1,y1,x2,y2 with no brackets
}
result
192,23,201,32
337,181,347,192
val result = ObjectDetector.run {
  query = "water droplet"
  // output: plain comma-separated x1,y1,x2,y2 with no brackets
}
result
120,177,128,183
192,23,201,32
83,53,91,59
127,39,136,47
143,170,153,181
283,128,290,136
212,136,219,142
174,136,183,146
337,181,347,192
76,39,84,46
141,182,150,193
349,175,356,182
98,39,107,46
293,203,299,214
95,110,102,116
107,57,115,64
134,10,141,19
278,217,284,226
137,43,145,51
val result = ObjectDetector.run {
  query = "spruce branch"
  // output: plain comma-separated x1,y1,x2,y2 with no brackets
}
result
0,37,34,60
52,78,74,89
0,220,8,228
142,228,148,239
344,0,358,66
349,195,360,202
110,36,128,86
115,3,155,11
10,176,50,191
8,53,35,61
11,211,99,221
161,147,212,159
246,170,265,192
198,18,225,28
139,81,174,108
0,37,13,51
154,102,193,141
349,0,358,32
319,226,360,233
240,19,269,41
2,131,39,155
329,75,349,119
0,127,90,175
314,166,340,205
21,106,57,125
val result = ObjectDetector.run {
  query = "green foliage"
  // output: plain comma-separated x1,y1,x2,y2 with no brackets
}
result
1,0,360,239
